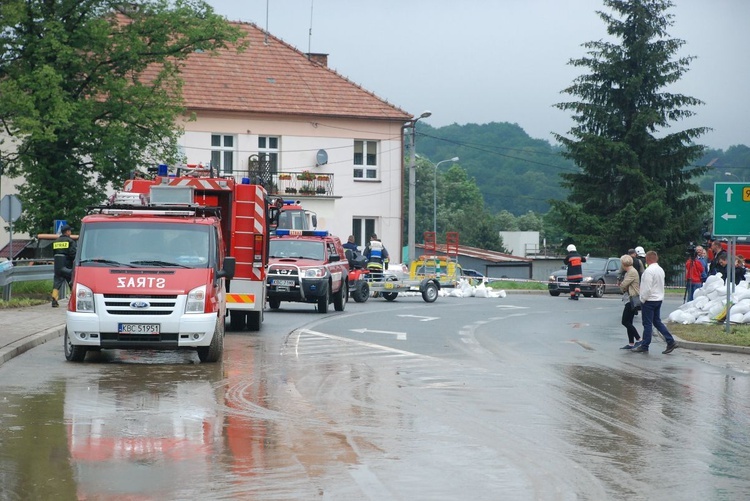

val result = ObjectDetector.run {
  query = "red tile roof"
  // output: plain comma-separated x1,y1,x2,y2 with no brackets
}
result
180,22,412,122
0,239,34,260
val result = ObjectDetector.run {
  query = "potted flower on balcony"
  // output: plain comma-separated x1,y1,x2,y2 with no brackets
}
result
316,175,330,181
297,170,315,181
315,186,326,194
299,185,314,195
278,174,292,180
285,187,297,194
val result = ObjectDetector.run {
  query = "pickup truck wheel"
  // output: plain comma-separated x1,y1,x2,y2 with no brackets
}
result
382,291,398,301
197,318,224,363
64,328,87,362
422,282,439,303
268,297,281,310
352,282,369,303
317,287,330,313
247,311,262,331
333,281,347,311
229,310,246,331
549,290,560,297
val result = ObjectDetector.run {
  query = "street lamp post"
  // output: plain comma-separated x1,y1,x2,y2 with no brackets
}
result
406,111,431,264
725,172,743,182
432,157,459,235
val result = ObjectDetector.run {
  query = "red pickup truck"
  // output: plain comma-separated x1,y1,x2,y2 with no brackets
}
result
266,230,349,313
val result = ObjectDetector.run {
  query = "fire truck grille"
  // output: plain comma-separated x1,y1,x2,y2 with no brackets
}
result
103,294,178,315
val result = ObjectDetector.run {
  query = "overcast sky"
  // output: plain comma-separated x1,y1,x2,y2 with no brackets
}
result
205,0,749,151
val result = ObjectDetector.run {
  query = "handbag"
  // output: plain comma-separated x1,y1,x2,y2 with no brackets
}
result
630,295,642,311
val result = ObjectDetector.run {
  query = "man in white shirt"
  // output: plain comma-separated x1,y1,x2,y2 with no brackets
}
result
633,250,678,354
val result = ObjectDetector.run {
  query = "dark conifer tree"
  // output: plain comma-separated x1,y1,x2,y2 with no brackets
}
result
551,0,710,262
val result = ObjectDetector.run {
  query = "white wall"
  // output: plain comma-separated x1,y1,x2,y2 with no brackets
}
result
499,231,540,257
179,114,405,255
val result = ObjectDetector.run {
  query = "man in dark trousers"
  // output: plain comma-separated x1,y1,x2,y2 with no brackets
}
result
51,225,76,307
564,244,587,300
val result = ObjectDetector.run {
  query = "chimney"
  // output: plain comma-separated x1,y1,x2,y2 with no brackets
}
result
306,53,328,67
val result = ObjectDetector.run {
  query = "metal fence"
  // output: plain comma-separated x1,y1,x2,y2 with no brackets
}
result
0,263,56,301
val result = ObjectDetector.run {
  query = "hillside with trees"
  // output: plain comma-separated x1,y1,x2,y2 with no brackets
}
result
415,122,575,216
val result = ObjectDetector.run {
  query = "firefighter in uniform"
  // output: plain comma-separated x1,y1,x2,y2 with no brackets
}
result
564,244,587,300
51,225,77,307
364,233,389,278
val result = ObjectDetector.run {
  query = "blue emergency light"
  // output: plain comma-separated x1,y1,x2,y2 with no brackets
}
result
275,229,329,237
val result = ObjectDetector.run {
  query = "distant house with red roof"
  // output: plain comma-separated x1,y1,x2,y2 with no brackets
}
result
0,21,414,256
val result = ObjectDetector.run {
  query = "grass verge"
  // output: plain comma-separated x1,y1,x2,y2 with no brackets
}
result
0,279,54,309
667,323,750,347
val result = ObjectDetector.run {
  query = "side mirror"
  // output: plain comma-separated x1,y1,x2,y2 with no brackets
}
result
218,256,236,279
329,254,340,262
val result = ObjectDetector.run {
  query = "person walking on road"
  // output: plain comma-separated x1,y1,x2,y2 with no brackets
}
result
633,250,677,354
619,254,641,349
564,244,586,300
51,224,76,308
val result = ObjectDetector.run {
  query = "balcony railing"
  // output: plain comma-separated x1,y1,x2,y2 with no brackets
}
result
272,173,334,197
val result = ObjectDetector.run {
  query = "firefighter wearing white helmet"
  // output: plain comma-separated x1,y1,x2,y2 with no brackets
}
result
564,244,587,300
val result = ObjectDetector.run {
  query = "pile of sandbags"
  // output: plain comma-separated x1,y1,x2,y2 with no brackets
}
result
440,279,506,298
667,273,749,324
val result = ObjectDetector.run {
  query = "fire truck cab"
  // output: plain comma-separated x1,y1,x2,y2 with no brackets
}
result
65,185,236,363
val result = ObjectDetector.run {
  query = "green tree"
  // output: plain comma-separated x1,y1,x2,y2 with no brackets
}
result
0,0,244,234
550,0,710,266
440,166,504,251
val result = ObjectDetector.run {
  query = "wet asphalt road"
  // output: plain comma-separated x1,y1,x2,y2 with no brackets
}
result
1,293,749,500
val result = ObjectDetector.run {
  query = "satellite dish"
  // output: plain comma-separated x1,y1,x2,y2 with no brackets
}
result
316,149,328,166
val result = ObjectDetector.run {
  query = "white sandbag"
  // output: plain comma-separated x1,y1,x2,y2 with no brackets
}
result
708,301,726,318
695,315,713,324
730,312,746,324
691,295,710,310
730,300,750,315
707,289,724,301
474,284,490,298
668,310,694,324
743,310,750,323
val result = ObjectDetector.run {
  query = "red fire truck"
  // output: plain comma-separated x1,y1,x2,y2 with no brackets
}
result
65,175,276,363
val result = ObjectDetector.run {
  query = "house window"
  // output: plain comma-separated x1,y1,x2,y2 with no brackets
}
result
353,140,378,179
211,134,235,174
258,136,279,174
353,218,376,247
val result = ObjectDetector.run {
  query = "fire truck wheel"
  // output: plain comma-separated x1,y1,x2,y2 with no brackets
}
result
64,328,87,362
247,311,262,331
197,319,224,363
333,281,347,311
268,297,281,310
229,311,246,331
317,287,330,313
352,282,370,303
422,282,439,303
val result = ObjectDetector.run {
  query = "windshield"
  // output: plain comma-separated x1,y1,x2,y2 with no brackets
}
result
79,222,211,268
269,239,325,260
582,258,608,271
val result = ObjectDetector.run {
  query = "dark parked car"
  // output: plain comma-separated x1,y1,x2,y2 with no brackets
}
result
548,257,622,298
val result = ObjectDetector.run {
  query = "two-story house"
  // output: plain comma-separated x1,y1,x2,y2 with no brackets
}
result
0,21,413,260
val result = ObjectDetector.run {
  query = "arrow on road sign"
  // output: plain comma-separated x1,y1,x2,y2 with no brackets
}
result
350,328,407,340
722,213,737,221
726,186,734,202
397,314,438,322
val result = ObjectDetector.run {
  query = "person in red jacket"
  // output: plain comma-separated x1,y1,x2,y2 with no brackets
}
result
564,244,587,300
684,251,704,302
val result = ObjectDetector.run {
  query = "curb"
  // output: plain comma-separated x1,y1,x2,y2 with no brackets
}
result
671,335,750,355
0,325,65,368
